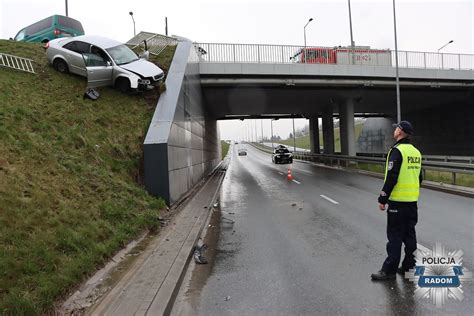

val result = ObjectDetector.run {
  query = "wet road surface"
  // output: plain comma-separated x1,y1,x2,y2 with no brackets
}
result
175,144,473,315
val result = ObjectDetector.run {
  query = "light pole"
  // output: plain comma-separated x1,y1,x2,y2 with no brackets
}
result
261,119,264,143
65,0,68,16
270,118,279,150
129,12,136,37
292,117,296,153
392,0,401,123
347,0,355,64
438,40,454,69
303,18,314,63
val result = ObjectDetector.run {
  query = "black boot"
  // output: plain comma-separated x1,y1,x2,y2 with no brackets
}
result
371,270,396,280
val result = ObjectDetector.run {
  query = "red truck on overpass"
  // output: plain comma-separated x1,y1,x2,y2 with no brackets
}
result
291,46,392,66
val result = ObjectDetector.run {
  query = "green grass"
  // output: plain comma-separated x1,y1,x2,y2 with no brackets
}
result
0,41,175,314
279,123,364,152
221,141,230,159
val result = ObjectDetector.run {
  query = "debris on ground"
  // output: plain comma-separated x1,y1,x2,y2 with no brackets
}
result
291,203,297,207
193,240,208,264
83,88,100,100
225,296,231,301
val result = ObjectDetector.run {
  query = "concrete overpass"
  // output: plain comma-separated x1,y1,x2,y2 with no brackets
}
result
142,37,474,204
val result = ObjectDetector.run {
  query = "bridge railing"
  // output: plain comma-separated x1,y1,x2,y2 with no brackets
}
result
194,43,474,70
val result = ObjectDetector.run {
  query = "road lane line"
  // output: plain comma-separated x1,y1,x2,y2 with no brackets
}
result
320,194,340,205
292,180,301,184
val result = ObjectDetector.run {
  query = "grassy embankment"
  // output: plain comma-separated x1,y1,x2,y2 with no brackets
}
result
221,141,230,159
0,40,175,313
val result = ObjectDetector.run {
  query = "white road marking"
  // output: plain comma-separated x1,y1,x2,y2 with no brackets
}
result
320,194,340,205
292,180,301,184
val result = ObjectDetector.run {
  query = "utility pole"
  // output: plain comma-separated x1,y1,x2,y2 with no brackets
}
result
65,0,68,16
165,17,168,36
292,118,296,152
347,0,355,64
392,0,401,123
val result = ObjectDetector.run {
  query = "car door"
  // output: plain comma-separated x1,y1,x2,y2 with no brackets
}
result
82,50,113,88
62,41,90,76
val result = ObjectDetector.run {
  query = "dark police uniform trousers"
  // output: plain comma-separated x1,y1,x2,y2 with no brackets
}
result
382,201,418,273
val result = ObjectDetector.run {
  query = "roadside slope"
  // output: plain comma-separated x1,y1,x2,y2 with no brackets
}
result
0,40,174,314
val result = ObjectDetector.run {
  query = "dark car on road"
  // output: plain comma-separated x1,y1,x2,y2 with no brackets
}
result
272,146,293,164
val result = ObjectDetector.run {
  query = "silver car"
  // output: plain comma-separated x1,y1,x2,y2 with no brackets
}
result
46,35,164,92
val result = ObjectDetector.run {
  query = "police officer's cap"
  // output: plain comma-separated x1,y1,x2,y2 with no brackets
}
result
392,120,414,134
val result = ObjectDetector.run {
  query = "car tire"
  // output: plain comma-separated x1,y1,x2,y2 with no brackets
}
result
53,58,68,73
115,77,130,93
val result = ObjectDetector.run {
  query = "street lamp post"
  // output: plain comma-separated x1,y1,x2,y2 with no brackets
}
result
392,0,401,123
65,0,68,16
129,12,136,37
347,0,355,64
292,117,296,153
271,119,274,149
303,18,314,63
261,119,264,143
438,40,454,69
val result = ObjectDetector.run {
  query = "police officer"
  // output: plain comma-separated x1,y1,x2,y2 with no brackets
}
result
371,121,422,280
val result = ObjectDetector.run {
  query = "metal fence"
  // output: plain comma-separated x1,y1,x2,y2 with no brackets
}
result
127,32,178,56
195,43,474,70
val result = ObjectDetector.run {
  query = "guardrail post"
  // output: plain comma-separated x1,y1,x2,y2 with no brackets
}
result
423,52,426,68
257,45,260,63
452,172,456,185
458,54,461,70
233,44,236,62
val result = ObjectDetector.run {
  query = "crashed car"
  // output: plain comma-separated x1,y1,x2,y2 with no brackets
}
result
238,148,247,156
46,35,164,92
272,146,293,164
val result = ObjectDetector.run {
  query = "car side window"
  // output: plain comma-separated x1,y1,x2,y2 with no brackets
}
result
63,41,90,54
14,29,26,41
90,46,111,63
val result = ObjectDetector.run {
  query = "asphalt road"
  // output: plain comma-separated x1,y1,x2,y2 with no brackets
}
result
176,144,473,315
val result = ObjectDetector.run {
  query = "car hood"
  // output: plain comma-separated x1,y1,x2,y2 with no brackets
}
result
119,59,163,78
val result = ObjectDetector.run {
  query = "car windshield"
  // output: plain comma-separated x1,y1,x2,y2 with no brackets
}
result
276,148,290,153
106,44,139,65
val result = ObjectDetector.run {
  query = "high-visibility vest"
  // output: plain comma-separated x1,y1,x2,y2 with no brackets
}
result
384,143,422,202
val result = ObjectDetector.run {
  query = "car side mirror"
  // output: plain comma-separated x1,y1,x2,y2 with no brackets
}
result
139,51,150,60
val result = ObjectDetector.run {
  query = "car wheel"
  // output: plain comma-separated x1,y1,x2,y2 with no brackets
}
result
53,59,68,73
115,78,130,93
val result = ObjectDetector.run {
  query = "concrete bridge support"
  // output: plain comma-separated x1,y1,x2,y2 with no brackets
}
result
322,106,335,154
339,98,356,156
309,116,320,154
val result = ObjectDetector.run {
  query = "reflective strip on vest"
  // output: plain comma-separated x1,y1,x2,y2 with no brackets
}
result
384,143,422,202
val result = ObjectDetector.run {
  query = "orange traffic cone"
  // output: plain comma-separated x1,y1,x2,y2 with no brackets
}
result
287,168,293,181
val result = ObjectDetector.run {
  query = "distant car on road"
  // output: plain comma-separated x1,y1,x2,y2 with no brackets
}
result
46,35,164,92
272,146,293,164
13,15,84,43
238,148,247,156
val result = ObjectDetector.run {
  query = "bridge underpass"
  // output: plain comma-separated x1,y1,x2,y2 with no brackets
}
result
143,38,474,204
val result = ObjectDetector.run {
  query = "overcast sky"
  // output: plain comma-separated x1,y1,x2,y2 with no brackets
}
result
1,0,472,140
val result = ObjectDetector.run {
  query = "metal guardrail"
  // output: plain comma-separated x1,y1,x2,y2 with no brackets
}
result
195,43,474,71
250,142,474,186
0,52,35,73
356,153,474,164
127,32,178,56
